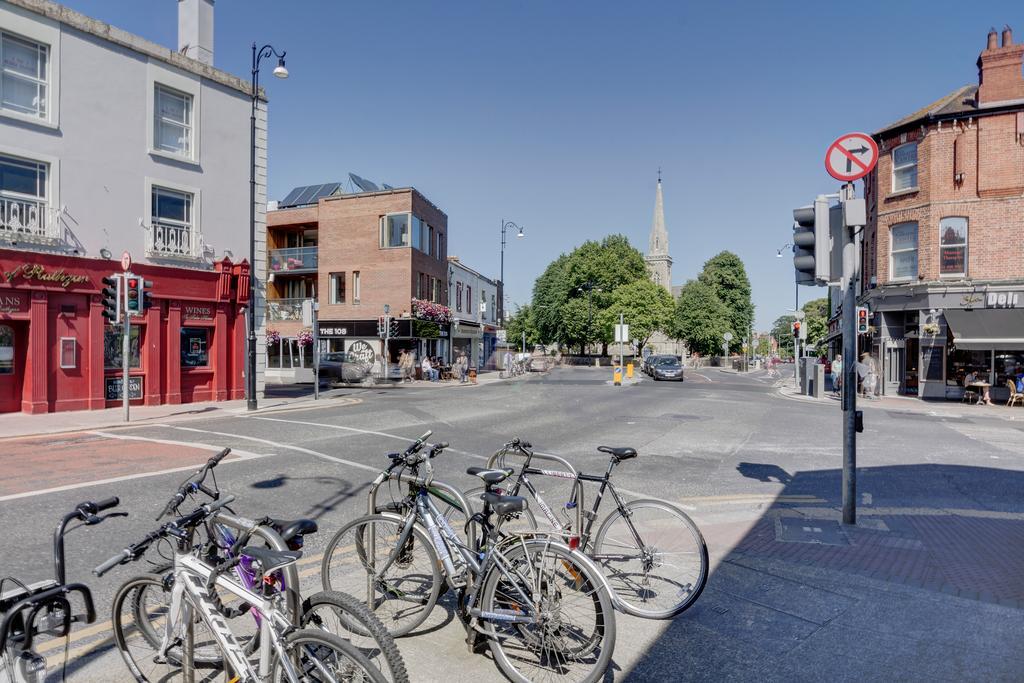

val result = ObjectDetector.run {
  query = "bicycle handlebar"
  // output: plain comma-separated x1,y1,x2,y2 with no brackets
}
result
156,448,231,520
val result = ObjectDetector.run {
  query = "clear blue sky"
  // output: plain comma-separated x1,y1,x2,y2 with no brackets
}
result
65,0,1020,328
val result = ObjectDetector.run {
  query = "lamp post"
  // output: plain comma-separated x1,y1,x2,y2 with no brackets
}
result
247,43,288,411
499,220,524,325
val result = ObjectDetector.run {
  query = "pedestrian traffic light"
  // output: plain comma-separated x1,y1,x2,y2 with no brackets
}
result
100,275,121,324
124,276,140,315
793,196,832,285
857,306,869,334
377,316,386,338
389,317,399,338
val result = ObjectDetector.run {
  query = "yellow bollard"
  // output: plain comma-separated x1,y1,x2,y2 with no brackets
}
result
613,367,622,386
626,363,634,379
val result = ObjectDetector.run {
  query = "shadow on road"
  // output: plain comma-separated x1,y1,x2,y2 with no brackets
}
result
251,473,369,521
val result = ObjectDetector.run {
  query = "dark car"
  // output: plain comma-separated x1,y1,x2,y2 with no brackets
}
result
317,351,372,385
651,357,684,381
644,354,675,376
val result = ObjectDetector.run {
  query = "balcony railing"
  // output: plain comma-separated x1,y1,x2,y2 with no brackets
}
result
267,297,311,322
147,220,203,259
270,247,318,273
0,195,60,242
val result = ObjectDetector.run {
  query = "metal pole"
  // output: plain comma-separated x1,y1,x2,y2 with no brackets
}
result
499,220,505,325
587,287,592,356
522,330,526,354
841,182,860,525
794,281,800,385
247,43,259,411
312,290,319,401
122,287,130,423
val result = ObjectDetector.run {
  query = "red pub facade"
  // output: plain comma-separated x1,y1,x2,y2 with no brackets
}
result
0,249,249,414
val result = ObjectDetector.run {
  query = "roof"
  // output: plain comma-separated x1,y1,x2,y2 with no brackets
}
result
7,0,260,99
874,85,978,136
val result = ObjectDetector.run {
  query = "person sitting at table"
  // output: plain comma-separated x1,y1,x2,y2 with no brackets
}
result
421,355,438,382
964,371,991,404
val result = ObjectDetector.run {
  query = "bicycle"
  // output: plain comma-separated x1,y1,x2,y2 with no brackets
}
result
134,448,408,683
478,438,709,620
1,497,122,683
98,495,386,683
321,431,617,683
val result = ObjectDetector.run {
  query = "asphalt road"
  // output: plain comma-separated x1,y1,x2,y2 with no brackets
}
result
2,365,1022,681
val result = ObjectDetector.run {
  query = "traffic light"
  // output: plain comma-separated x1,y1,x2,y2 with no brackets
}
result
140,279,153,312
100,275,121,324
377,316,386,338
124,276,140,315
792,195,832,285
857,306,869,334
389,317,399,338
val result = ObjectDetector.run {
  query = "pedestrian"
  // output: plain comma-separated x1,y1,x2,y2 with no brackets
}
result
421,355,438,382
402,350,415,382
832,354,843,396
457,352,469,383
397,350,407,381
858,352,877,399
503,349,513,373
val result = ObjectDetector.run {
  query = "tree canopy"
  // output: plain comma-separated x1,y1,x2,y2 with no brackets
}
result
505,304,541,351
771,314,796,358
698,251,754,352
598,279,675,352
801,296,830,353
671,279,730,356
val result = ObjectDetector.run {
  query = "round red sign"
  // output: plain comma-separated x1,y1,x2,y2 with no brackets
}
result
121,251,132,272
824,133,879,182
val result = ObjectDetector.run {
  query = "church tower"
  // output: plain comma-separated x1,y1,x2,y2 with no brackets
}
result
645,173,672,291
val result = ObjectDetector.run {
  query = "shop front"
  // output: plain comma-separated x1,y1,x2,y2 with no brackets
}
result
317,318,450,377
0,250,248,414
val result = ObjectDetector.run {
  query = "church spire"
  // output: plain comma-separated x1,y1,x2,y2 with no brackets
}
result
645,172,672,291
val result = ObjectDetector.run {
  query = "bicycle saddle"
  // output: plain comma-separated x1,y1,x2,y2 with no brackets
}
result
267,518,318,542
597,446,637,461
241,546,302,573
480,491,527,516
466,467,514,486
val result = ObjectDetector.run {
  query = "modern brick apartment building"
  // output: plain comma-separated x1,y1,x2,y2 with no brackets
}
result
265,183,450,382
861,27,1024,400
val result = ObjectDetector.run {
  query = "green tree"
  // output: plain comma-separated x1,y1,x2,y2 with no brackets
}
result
532,254,571,345
672,280,731,356
598,279,675,354
800,297,830,353
698,251,754,352
771,314,796,358
505,304,540,351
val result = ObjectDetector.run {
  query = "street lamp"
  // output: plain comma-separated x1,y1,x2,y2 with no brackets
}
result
499,220,524,325
247,43,288,411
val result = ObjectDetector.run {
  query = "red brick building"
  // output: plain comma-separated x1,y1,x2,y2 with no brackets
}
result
266,184,450,382
861,27,1024,400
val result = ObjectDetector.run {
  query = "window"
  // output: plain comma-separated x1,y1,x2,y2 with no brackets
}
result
411,216,422,252
1,32,48,120
456,282,463,312
154,85,193,157
0,324,13,374
181,327,209,367
104,326,141,369
151,186,196,257
892,142,918,192
330,272,346,304
421,222,431,252
59,337,76,369
0,153,47,237
381,213,409,248
995,351,1024,392
436,231,444,260
466,286,472,313
491,294,496,321
939,217,967,277
352,271,361,304
889,222,918,281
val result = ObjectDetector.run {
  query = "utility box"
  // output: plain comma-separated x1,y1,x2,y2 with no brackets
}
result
801,357,818,395
811,363,825,398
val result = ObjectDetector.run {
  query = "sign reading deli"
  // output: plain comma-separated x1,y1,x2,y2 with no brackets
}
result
3,264,91,288
987,292,1020,309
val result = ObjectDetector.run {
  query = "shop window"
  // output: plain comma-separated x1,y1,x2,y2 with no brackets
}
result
330,272,345,304
889,222,918,281
380,213,409,248
995,351,1024,392
104,326,141,369
939,217,967,277
268,337,282,368
180,327,209,367
1,31,49,120
891,142,918,192
154,84,193,158
0,324,13,374
353,271,361,304
946,347,992,387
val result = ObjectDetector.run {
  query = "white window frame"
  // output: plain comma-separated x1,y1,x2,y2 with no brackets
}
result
380,212,410,248
889,222,918,282
0,4,59,129
352,270,361,304
891,142,918,193
938,217,968,278
146,62,201,164
329,272,345,304
153,84,194,159
144,177,202,260
0,143,59,242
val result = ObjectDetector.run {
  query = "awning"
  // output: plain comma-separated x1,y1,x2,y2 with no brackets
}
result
944,309,1024,349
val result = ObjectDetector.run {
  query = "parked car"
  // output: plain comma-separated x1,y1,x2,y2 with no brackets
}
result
318,351,372,385
651,356,685,381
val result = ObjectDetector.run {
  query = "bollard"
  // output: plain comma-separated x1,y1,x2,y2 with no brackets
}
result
626,363,634,379
594,358,600,368
613,367,622,386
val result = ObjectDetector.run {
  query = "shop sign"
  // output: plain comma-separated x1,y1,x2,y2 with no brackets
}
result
0,292,27,313
183,303,214,320
347,339,375,365
106,375,143,400
986,292,1020,309
319,326,349,336
3,264,90,288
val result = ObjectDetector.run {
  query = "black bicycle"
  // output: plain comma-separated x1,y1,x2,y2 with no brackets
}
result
1,497,123,682
476,438,709,620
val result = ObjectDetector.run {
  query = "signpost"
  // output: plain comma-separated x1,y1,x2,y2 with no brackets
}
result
614,317,629,381
120,251,132,272
722,331,733,361
824,133,879,183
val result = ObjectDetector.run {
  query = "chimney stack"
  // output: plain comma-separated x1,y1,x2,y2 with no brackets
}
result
178,0,214,66
977,24,1024,105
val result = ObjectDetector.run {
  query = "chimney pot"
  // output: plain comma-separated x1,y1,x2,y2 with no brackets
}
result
988,27,999,50
178,0,214,66
1002,25,1013,47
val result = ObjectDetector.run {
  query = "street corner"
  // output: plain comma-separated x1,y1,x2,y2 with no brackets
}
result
0,431,244,499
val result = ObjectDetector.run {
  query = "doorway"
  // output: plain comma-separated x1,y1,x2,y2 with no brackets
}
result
903,338,919,395
0,322,28,412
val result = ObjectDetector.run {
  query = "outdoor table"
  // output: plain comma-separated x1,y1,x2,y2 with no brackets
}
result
967,381,991,405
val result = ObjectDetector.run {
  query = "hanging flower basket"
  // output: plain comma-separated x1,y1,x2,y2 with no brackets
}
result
296,328,314,347
922,322,939,336
266,329,281,347
411,298,452,324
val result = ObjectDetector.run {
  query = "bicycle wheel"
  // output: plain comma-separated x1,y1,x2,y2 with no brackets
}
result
301,590,409,683
321,514,442,637
480,537,615,683
111,573,222,682
271,628,387,683
591,499,709,619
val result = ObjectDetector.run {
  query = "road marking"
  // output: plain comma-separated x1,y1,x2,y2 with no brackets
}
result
0,436,268,503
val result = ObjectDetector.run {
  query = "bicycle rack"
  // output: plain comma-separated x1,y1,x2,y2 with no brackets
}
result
486,447,585,539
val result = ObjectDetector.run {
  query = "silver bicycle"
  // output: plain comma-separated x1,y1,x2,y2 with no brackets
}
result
97,496,385,683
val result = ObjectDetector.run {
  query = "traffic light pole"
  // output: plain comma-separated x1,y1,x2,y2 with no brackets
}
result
841,182,861,525
122,272,132,423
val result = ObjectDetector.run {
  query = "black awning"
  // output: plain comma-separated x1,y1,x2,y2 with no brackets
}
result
944,308,1024,349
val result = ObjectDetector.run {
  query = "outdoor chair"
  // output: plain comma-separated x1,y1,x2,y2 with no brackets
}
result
1007,380,1023,408
961,385,978,403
